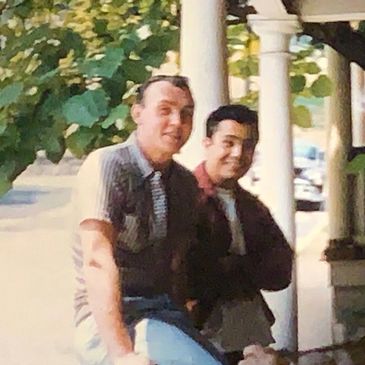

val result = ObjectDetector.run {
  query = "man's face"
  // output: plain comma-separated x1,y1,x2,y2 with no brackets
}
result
133,81,194,157
204,119,258,184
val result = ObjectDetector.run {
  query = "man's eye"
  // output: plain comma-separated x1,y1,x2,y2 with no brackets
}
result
223,140,234,147
159,107,171,115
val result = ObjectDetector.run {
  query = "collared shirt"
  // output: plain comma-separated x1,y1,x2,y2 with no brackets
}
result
72,134,199,326
216,187,246,256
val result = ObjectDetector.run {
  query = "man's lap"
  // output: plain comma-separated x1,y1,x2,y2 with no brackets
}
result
74,296,226,365
74,315,225,365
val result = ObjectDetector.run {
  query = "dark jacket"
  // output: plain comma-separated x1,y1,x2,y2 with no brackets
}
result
188,162,293,328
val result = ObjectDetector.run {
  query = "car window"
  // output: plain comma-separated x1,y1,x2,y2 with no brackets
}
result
294,144,317,160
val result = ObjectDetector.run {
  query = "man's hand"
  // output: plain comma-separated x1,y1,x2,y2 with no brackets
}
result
114,352,154,365
238,345,278,365
185,299,199,313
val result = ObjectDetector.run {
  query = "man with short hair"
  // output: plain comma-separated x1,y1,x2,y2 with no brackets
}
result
188,104,293,365
72,75,226,365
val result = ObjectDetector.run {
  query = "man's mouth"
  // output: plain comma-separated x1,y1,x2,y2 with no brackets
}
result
164,132,181,143
225,160,241,168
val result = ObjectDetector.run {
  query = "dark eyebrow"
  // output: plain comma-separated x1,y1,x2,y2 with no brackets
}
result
223,134,242,140
157,101,194,110
157,100,176,106
157,100,194,108
223,134,256,143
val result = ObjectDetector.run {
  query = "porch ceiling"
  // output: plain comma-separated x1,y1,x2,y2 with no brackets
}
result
300,0,365,22
238,0,365,22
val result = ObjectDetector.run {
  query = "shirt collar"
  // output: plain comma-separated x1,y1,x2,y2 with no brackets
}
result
127,132,174,180
194,162,217,197
127,133,154,179
194,161,240,197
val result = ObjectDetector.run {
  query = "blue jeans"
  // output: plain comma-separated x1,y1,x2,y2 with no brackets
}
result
74,295,227,365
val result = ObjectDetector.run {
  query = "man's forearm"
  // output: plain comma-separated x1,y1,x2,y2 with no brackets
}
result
85,260,133,360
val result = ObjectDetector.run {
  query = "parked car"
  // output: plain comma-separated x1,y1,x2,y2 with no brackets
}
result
248,140,326,210
293,141,325,191
294,176,324,211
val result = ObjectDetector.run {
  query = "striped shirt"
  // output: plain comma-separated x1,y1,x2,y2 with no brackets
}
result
72,134,199,326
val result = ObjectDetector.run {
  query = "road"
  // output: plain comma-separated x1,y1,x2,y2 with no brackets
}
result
0,175,328,364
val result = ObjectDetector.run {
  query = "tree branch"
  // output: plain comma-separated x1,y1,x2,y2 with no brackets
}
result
226,2,256,22
302,22,365,70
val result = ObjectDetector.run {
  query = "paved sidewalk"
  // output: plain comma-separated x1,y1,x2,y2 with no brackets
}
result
297,225,332,350
0,176,77,365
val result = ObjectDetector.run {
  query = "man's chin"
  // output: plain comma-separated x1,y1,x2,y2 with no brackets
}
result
161,144,183,156
220,173,245,184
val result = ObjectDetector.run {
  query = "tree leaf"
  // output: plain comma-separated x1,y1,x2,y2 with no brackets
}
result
247,57,258,76
142,52,166,68
290,75,306,93
227,24,246,38
296,49,313,59
62,89,109,127
0,114,8,135
123,59,151,84
0,124,20,150
0,82,23,108
346,154,365,174
102,73,127,107
304,62,321,74
0,160,17,193
101,104,129,129
39,93,63,120
229,59,251,78
42,130,66,163
0,160,16,177
310,75,333,97
0,179,12,196
292,105,312,128
66,127,98,158
80,47,125,78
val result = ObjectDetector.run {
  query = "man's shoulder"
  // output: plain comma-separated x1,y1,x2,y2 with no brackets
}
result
79,140,134,172
171,161,199,191
89,140,132,162
172,160,195,178
237,186,270,215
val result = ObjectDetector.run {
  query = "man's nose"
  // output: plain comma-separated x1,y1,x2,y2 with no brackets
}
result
231,144,243,158
169,111,182,126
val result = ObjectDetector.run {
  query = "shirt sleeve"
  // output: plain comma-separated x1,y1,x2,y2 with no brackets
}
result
74,150,121,226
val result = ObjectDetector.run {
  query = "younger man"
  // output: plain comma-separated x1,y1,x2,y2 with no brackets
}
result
188,105,293,365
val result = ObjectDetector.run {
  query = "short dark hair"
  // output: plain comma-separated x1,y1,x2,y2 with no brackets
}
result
135,75,191,104
206,104,258,138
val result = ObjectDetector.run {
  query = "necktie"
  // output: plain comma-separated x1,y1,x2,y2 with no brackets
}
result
149,171,168,240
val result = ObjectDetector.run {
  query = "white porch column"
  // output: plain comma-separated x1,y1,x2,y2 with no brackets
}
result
326,47,352,241
248,15,300,352
178,0,229,170
351,63,365,242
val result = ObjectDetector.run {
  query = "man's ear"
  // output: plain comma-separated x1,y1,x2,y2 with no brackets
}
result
131,103,143,125
203,137,213,148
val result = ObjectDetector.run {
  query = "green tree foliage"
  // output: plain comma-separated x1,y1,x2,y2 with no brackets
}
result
0,0,179,194
0,2,334,194
227,24,332,129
